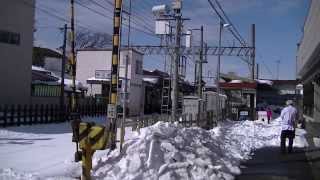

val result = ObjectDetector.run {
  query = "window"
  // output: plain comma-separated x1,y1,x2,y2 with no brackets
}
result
135,60,142,75
0,30,20,45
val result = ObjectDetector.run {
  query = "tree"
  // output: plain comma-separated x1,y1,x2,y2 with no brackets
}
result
74,29,112,50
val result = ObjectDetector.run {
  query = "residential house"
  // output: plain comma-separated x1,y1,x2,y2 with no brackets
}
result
0,0,35,105
76,48,144,116
31,66,86,105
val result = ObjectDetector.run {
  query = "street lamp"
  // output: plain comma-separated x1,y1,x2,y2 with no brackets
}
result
216,21,230,121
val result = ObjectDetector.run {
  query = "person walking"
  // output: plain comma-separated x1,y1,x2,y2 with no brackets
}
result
280,100,297,154
266,107,272,124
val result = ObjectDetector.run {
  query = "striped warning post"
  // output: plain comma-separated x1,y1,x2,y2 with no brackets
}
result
108,0,123,150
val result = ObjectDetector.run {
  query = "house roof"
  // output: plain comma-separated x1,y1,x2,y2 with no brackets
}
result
220,73,255,83
32,70,59,82
33,47,62,58
143,69,169,77
220,82,257,90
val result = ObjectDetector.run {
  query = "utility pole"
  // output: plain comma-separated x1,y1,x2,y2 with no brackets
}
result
70,0,77,113
197,25,204,122
198,26,204,100
108,0,123,150
216,21,223,121
256,63,260,79
120,0,131,152
60,24,67,118
250,24,256,121
251,24,256,80
171,0,182,121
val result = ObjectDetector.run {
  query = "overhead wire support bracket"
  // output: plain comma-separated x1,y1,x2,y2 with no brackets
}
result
123,45,254,57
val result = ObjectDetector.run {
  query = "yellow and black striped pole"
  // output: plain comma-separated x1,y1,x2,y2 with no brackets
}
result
108,0,123,150
70,0,77,113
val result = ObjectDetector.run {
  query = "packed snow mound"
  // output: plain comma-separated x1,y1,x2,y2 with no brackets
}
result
92,121,244,180
0,117,308,180
91,118,308,180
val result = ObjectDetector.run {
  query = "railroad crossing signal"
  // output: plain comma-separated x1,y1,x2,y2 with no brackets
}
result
72,121,108,180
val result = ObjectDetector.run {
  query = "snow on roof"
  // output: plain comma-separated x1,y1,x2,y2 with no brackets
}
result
32,65,50,73
296,83,303,88
230,80,243,83
143,77,158,84
256,79,273,86
87,77,109,82
58,78,86,90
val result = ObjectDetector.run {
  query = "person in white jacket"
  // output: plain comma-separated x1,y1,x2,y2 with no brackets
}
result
280,100,298,154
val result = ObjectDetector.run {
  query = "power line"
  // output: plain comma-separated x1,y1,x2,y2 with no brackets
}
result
16,0,104,33
207,0,247,47
213,0,247,45
76,0,156,37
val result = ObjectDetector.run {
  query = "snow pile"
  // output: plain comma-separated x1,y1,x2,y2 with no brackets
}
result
0,117,308,180
90,118,308,180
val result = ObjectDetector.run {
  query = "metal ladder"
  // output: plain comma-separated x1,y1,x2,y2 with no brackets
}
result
161,77,171,115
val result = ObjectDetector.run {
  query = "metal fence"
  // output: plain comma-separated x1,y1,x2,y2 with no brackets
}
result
0,104,108,127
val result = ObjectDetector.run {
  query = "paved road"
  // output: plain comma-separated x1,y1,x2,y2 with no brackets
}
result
236,147,315,180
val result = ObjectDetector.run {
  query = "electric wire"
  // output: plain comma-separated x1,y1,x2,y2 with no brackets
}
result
207,0,247,47
213,0,247,45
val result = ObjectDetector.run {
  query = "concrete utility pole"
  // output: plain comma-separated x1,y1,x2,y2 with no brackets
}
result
197,26,204,122
70,0,77,113
108,0,123,150
251,24,256,80
198,26,204,100
120,0,131,152
171,0,182,121
60,24,67,117
216,21,223,121
256,63,260,79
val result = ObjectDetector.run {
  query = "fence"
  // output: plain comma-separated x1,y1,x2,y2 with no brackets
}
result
0,104,108,127
129,111,217,131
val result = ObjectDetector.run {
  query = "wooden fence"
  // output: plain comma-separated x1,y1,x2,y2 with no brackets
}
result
0,104,108,127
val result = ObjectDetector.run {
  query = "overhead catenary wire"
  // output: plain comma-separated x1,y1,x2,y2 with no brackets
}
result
103,0,155,28
75,0,157,37
207,0,247,47
213,0,247,45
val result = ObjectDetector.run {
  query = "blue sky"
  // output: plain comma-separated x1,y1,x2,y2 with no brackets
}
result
34,0,310,82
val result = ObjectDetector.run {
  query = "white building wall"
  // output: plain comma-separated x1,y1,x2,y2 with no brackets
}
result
76,49,144,116
0,0,34,105
297,0,320,77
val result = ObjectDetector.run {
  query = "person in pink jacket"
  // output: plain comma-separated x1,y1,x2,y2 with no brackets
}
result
266,107,272,124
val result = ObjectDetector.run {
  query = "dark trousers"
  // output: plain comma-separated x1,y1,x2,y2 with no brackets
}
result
280,130,295,153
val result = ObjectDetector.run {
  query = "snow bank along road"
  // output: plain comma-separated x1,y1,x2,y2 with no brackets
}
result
0,117,308,180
